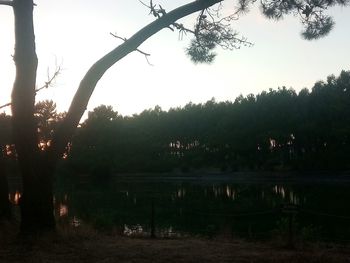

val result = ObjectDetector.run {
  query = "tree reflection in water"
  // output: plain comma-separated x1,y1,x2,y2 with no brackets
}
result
8,180,350,241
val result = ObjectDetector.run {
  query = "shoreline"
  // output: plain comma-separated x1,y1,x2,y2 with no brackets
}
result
1,236,349,262
110,170,350,184
1,225,349,263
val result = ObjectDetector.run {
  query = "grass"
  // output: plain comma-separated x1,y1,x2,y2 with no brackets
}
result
0,222,349,263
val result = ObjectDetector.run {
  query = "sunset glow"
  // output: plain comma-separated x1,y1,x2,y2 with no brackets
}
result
0,1,349,118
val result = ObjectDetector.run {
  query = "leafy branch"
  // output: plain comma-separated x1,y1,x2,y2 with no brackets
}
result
140,0,253,63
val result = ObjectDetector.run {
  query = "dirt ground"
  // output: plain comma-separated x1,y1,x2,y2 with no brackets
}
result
0,225,349,263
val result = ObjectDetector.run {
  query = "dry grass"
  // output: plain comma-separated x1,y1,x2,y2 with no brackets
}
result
0,223,349,263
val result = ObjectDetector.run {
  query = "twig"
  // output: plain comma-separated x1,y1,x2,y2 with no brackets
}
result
110,32,153,66
0,65,61,110
140,0,177,31
35,65,61,93
0,102,11,110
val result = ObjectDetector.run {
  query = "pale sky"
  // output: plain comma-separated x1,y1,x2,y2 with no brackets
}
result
0,0,349,117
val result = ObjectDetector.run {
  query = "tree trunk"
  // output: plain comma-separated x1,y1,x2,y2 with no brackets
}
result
11,0,55,233
0,153,11,220
19,158,55,233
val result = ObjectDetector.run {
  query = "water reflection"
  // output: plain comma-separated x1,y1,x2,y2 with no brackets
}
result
273,185,286,199
213,185,220,197
9,181,349,241
71,216,81,227
225,185,236,200
124,224,143,236
59,203,68,217
176,188,186,198
209,185,238,200
9,183,303,218
272,185,300,204
123,224,179,238
8,191,21,205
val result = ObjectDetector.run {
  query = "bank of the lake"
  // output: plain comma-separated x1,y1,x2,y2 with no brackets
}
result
0,225,349,263
106,170,350,183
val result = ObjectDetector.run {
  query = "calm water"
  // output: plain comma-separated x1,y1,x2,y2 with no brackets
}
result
10,174,350,242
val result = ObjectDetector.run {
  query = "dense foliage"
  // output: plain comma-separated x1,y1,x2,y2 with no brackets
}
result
65,70,350,174
1,71,350,176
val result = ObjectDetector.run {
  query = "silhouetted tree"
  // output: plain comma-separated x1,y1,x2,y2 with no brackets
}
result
0,113,12,219
35,100,66,151
0,0,348,233
69,105,120,180
0,157,11,220
68,71,350,173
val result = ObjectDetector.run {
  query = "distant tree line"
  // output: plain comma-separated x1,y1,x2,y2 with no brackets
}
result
1,70,350,179
67,70,350,174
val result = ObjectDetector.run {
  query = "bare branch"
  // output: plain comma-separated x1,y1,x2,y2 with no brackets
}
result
141,0,178,31
0,65,61,110
0,1,37,8
0,102,11,110
0,1,13,7
35,65,61,93
110,33,153,66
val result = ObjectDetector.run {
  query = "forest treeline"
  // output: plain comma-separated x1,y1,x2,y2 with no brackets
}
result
1,70,350,176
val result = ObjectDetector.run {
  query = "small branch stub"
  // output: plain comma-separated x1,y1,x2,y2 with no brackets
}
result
110,32,153,65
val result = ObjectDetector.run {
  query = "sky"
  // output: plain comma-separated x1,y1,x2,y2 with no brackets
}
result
0,0,349,117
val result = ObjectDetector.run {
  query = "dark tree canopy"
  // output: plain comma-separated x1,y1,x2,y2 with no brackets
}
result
67,71,350,174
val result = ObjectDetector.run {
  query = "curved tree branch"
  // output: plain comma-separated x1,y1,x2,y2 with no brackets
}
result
0,1,13,7
0,102,11,110
50,0,222,161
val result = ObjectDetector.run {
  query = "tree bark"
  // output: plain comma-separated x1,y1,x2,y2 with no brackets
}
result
11,0,55,233
0,153,11,220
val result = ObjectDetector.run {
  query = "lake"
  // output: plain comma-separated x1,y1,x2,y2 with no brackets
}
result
9,173,350,242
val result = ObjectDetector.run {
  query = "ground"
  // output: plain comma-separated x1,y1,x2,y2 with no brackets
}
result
0,224,349,263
